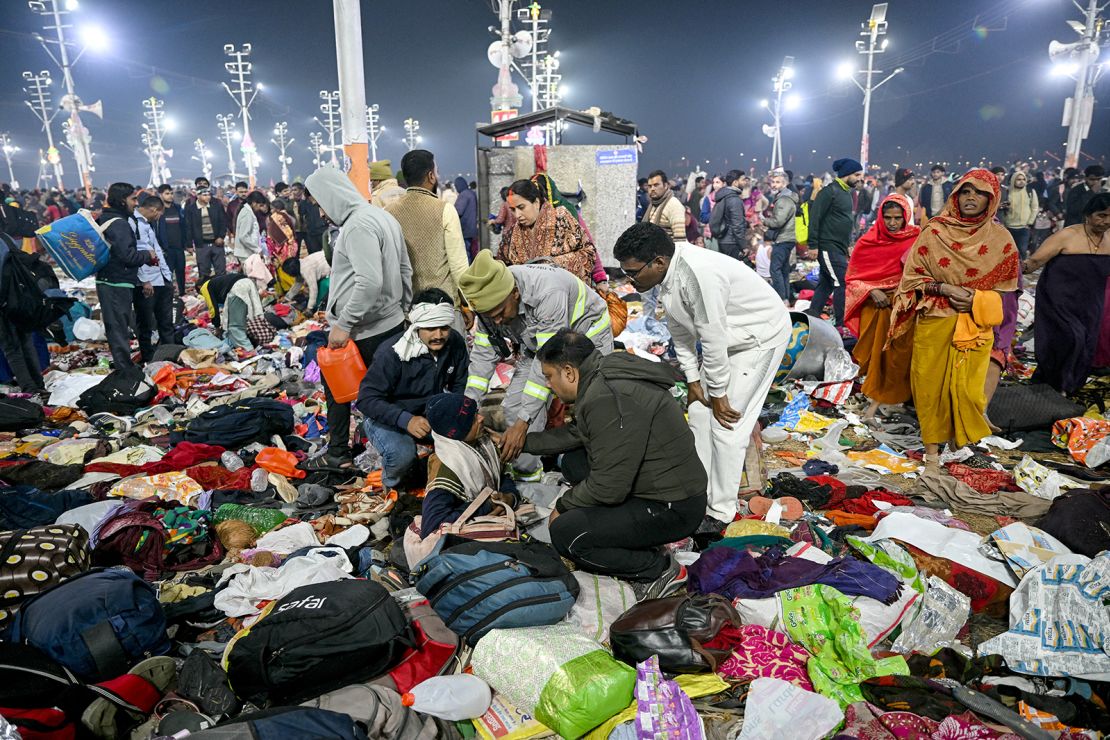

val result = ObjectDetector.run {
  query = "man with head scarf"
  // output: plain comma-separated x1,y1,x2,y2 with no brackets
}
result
806,157,865,327
370,159,405,210
458,251,613,480
355,288,469,490
305,165,412,468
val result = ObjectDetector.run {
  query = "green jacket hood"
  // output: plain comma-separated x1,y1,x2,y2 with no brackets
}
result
590,351,676,391
305,166,364,227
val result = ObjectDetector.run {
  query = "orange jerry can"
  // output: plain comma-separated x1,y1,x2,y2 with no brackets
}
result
317,340,367,404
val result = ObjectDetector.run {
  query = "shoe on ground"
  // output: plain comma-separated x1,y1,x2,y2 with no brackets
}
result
695,515,728,535
631,555,688,602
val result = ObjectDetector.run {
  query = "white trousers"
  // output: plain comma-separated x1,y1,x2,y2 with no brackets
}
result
689,339,788,522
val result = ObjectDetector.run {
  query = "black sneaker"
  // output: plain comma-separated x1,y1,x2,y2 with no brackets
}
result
695,515,728,535
630,555,688,602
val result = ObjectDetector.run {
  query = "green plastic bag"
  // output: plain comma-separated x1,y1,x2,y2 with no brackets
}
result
471,624,635,739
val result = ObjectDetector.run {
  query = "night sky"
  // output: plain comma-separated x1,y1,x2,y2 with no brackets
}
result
1,0,1107,189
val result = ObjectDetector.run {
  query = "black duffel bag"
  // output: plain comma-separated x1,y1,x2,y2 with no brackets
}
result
77,367,156,416
224,579,411,705
183,397,294,449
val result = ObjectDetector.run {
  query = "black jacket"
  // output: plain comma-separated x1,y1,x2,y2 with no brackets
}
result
524,351,708,513
355,329,469,432
158,202,187,251
184,201,228,248
709,186,747,247
919,180,954,219
1064,183,1099,227
809,180,854,255
95,207,150,284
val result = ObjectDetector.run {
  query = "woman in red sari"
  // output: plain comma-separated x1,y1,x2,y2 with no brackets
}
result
266,198,299,295
844,193,921,423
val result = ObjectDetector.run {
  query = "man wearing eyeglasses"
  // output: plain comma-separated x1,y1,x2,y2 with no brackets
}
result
614,222,790,533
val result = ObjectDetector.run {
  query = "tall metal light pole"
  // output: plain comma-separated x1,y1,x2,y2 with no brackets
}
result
840,3,903,172
1048,0,1105,169
192,138,213,182
517,1,552,112
216,113,239,183
490,0,523,120
761,56,794,171
22,70,64,190
316,91,342,167
222,43,260,187
36,149,50,190
308,132,325,168
403,118,421,152
332,0,369,196
141,97,169,187
366,104,385,163
271,122,293,184
537,52,563,144
1,133,19,189
28,0,100,199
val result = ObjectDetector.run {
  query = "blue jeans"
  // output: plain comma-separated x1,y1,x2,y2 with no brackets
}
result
770,241,795,301
1007,227,1031,261
363,418,418,489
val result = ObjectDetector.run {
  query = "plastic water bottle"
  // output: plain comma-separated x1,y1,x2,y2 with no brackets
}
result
250,467,270,493
221,451,245,472
400,675,492,721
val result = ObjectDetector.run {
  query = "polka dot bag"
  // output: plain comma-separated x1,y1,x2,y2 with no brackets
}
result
0,524,90,629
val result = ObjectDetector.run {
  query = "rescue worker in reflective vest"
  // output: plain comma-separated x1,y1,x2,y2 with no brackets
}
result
458,251,613,480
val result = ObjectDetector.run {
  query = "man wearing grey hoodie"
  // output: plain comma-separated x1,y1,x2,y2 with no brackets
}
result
304,166,413,467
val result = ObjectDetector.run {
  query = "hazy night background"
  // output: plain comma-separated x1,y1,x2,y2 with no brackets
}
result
1,0,1107,188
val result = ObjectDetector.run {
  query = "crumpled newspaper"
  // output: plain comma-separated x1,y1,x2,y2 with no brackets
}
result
1013,455,1083,500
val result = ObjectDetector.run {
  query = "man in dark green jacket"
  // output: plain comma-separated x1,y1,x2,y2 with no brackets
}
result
521,329,707,600
805,157,863,326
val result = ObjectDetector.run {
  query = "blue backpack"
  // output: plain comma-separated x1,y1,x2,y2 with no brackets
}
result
414,539,579,645
4,567,170,681
190,707,368,740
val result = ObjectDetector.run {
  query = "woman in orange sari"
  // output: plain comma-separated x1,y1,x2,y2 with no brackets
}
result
844,193,920,423
498,178,599,285
888,170,1020,468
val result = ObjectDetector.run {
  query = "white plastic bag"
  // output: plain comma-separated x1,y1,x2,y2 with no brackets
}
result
564,572,637,643
739,678,842,740
73,316,106,341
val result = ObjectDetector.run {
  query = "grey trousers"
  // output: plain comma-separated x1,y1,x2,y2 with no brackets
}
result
196,242,226,283
96,282,136,368
501,359,549,478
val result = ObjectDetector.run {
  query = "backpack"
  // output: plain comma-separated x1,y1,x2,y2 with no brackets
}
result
4,568,170,682
184,397,295,449
223,579,412,706
189,707,369,740
0,523,90,630
413,539,579,646
795,200,810,245
0,397,45,433
0,642,148,740
0,234,75,331
1,202,40,239
708,198,729,239
92,500,224,582
76,367,157,415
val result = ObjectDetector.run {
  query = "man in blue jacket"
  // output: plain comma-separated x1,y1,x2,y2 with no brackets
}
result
355,289,469,489
96,182,156,368
453,176,479,261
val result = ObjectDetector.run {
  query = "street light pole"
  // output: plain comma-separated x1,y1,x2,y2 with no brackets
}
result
366,104,384,163
21,70,64,190
1049,0,1105,168
332,0,369,196
192,137,212,183
216,113,239,183
28,0,97,199
1,133,19,189
222,43,260,187
403,118,420,152
308,132,324,168
141,97,168,187
316,91,342,168
271,122,293,184
844,3,902,172
763,56,794,171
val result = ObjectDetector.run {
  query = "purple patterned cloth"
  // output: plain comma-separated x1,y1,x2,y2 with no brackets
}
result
687,546,903,604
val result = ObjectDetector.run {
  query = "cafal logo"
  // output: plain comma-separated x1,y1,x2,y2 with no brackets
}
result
277,595,328,612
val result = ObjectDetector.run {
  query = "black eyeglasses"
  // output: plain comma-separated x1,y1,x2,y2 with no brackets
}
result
621,262,650,279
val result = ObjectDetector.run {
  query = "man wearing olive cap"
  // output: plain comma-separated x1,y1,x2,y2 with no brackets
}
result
459,251,613,479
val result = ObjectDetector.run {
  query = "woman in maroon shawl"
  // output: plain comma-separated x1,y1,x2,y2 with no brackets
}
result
844,193,920,422
1026,192,1110,394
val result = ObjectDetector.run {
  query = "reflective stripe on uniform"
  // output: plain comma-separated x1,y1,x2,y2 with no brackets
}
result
473,331,492,348
523,380,552,402
535,331,556,348
571,279,587,324
466,375,490,392
585,310,611,339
